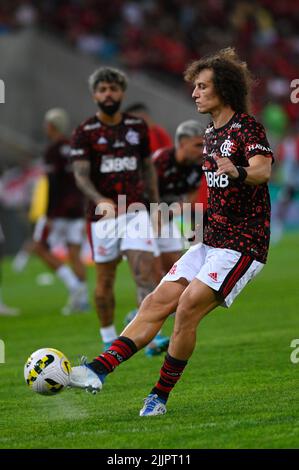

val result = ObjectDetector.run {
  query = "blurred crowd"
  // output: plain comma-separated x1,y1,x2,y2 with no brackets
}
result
1,0,299,134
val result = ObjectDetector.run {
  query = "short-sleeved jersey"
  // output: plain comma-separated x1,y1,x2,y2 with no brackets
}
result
152,147,203,204
44,139,84,219
203,113,273,264
71,113,150,221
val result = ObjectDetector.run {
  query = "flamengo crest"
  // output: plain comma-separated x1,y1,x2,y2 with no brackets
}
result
220,139,235,157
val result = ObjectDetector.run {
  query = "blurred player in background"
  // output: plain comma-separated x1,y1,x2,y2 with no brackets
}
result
12,167,48,273
69,48,274,417
271,126,299,243
124,102,173,153
153,119,205,274
32,108,88,315
71,67,160,349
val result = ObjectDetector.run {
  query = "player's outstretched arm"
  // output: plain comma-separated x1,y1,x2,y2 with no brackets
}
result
73,160,106,205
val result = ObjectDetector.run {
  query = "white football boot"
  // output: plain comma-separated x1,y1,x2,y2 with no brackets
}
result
69,358,103,394
139,394,167,416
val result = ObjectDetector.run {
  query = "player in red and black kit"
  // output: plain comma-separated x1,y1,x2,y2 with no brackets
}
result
33,108,88,315
71,67,160,349
69,48,273,417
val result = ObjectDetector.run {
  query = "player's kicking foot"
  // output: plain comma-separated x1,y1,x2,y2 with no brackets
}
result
139,394,167,416
69,360,103,394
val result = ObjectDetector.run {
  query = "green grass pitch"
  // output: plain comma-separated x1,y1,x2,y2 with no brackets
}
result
0,233,298,449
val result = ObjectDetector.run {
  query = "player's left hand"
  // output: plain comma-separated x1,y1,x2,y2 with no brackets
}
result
215,156,239,179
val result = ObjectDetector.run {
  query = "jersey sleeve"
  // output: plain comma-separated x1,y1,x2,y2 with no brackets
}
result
243,120,274,162
70,125,91,161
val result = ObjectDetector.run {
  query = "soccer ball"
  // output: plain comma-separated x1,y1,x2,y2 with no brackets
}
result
24,348,72,395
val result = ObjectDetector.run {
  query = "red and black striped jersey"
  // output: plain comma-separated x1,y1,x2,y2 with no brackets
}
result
71,113,150,221
203,113,273,263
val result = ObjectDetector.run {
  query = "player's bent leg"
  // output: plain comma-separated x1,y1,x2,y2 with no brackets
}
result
33,241,88,315
32,241,62,271
69,280,187,393
142,250,182,356
122,279,187,349
169,279,221,360
67,243,86,282
140,279,221,416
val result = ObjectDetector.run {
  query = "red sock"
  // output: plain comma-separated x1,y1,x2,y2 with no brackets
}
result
89,336,137,375
151,353,188,401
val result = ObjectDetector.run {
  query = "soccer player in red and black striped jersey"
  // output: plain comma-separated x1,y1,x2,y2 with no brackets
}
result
32,109,87,315
69,48,274,416
71,67,159,349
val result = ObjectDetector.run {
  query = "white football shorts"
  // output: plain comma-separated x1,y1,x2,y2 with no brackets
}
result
87,210,158,263
33,216,85,247
162,242,264,307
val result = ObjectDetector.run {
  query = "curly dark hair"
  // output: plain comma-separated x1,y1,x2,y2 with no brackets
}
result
184,48,252,114
88,67,128,93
